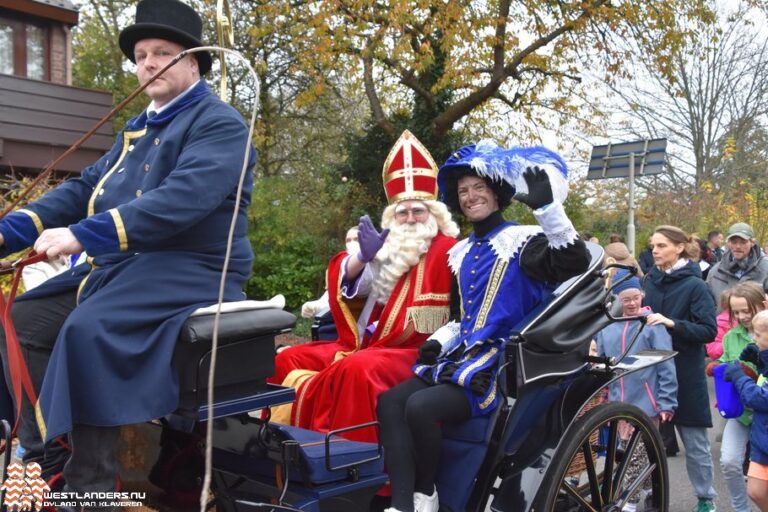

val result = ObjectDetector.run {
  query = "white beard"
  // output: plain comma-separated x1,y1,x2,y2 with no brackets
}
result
370,215,438,305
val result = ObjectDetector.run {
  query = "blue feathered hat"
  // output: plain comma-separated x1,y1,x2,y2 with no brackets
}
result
437,140,569,212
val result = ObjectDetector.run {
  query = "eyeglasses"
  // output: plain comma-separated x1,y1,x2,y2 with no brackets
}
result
395,207,429,220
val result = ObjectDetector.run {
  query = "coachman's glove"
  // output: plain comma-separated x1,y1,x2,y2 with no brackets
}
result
513,166,553,210
357,215,390,263
724,362,746,383
418,339,442,365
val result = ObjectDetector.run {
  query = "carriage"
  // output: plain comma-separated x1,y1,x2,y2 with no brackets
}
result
0,242,672,512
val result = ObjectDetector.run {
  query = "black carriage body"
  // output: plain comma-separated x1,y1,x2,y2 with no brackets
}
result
166,243,671,512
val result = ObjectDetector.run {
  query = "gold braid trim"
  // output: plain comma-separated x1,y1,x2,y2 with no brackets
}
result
458,347,498,387
474,259,509,329
286,369,320,426
479,380,497,410
35,401,47,441
406,305,450,334
18,209,43,234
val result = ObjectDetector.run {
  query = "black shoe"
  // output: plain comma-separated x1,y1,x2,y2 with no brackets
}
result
665,448,678,457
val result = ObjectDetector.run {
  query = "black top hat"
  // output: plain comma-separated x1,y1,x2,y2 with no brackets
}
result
119,0,212,75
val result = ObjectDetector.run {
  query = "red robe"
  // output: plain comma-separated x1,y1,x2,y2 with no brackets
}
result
290,233,456,443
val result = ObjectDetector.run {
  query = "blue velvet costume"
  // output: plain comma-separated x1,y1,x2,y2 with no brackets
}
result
414,223,561,415
0,81,255,441
413,142,585,417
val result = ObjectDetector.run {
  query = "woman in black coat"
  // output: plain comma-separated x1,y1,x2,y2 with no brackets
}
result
643,225,718,512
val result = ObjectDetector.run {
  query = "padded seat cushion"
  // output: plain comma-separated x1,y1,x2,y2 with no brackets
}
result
180,307,296,345
271,425,384,485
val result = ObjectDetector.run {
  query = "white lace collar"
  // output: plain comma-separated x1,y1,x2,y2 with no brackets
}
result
448,225,542,274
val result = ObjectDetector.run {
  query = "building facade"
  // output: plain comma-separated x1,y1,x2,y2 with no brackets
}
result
0,0,112,177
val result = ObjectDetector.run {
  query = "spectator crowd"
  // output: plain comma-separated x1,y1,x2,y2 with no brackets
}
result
594,223,768,512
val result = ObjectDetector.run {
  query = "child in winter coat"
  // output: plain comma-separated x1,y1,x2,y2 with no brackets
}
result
707,281,765,512
725,310,768,511
706,289,735,360
595,271,677,512
596,271,678,422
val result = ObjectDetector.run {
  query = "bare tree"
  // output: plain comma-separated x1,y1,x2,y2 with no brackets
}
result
596,5,768,192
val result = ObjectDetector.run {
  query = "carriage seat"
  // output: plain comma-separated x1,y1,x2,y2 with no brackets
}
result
173,297,296,412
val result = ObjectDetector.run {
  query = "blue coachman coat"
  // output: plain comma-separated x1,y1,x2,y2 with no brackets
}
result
0,81,255,442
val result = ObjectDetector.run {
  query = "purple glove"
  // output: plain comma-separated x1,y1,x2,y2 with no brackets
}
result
357,215,389,263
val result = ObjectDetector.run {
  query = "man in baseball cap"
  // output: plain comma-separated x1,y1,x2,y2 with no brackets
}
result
707,222,768,310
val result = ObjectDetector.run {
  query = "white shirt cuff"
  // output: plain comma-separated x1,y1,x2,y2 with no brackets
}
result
533,201,579,249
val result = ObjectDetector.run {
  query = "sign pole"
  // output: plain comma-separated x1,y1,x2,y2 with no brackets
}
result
627,152,636,256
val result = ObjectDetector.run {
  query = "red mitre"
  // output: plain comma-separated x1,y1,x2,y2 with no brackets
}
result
382,130,438,205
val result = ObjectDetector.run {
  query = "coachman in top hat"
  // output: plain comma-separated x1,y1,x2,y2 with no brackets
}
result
0,0,254,505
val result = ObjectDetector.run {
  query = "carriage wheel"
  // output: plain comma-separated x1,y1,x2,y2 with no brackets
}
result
533,401,668,512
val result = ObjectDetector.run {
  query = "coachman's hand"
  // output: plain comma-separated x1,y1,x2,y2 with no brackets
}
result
513,166,553,210
33,228,84,260
357,215,389,263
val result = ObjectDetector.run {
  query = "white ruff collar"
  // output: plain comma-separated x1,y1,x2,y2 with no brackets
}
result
448,225,542,274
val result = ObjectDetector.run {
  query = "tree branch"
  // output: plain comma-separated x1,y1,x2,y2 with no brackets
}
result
363,53,394,135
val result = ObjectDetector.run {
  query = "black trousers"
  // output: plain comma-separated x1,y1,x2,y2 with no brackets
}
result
0,291,120,508
377,377,471,512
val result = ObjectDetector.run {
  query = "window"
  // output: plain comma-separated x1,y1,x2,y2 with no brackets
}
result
0,15,47,79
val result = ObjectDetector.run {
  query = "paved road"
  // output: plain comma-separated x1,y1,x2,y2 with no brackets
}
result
667,377,755,511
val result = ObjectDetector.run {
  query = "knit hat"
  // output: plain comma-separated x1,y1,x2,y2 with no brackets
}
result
612,269,642,295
